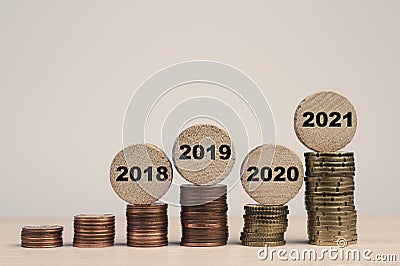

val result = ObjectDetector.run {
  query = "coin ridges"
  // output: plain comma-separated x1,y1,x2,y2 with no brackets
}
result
241,204,288,247
304,151,357,246
21,225,63,248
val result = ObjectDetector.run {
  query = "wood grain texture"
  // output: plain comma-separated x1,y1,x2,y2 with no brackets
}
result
172,124,235,185
109,144,173,204
294,91,357,152
241,144,304,205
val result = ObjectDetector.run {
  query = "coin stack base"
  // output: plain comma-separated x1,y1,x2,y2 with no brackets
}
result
180,184,228,247
21,225,63,248
305,152,357,246
241,204,288,247
126,203,168,247
73,214,115,248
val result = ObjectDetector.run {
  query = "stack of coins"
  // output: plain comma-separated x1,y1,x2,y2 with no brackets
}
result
180,184,228,247
126,203,168,247
241,205,288,247
305,152,357,246
73,214,115,248
21,225,63,248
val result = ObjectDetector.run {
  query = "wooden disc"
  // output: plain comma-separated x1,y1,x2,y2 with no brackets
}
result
294,91,357,152
172,124,235,185
241,144,304,205
109,144,173,204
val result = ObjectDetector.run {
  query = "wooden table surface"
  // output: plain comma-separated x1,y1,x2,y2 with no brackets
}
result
1,216,399,265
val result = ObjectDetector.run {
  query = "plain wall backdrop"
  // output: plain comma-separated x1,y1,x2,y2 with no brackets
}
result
1,0,399,218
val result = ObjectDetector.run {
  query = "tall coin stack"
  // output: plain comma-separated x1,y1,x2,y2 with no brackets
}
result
73,214,115,248
21,225,63,248
305,152,357,245
180,184,228,247
126,203,168,247
241,205,289,247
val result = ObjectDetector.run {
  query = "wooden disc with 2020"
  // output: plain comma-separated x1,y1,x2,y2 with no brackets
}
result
241,144,304,205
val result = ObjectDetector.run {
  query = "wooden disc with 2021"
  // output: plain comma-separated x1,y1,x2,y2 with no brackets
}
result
294,91,357,152
241,144,304,205
172,124,235,185
110,144,173,204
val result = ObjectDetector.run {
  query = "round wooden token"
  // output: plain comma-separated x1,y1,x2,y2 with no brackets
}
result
240,144,304,205
110,144,173,204
172,124,235,185
294,91,357,152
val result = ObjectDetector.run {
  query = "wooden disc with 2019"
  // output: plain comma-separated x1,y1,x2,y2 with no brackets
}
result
109,143,173,204
172,124,235,185
240,144,304,205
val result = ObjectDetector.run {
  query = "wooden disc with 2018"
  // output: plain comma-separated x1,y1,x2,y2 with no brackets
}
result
109,143,173,204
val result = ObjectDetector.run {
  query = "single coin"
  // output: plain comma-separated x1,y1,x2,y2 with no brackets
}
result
305,201,355,208
110,143,173,204
242,240,286,247
305,192,354,198
172,124,235,185
242,227,287,233
306,162,355,168
181,241,226,247
241,144,304,205
305,186,355,193
74,214,115,220
22,225,63,232
308,225,357,231
305,196,354,202
294,91,357,152
309,234,358,241
308,240,357,246
309,229,357,236
243,214,287,220
307,210,357,216
306,205,356,212
305,152,354,158
306,171,355,177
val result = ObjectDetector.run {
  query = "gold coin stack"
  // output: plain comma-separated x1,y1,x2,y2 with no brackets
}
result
241,204,288,247
126,203,168,247
21,225,63,248
73,214,115,248
180,184,228,247
305,152,357,246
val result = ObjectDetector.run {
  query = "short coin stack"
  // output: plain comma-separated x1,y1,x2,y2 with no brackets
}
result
126,203,168,247
21,225,63,248
180,184,228,247
73,214,115,248
241,205,288,247
305,152,357,246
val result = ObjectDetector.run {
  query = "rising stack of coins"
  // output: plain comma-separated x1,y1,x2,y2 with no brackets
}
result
126,203,168,247
180,184,228,247
21,225,63,248
293,91,359,246
73,214,115,248
240,144,305,247
305,152,357,245
241,205,289,247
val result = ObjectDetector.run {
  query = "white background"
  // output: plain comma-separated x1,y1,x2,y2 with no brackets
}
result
1,0,399,218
